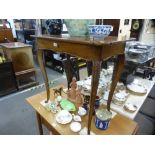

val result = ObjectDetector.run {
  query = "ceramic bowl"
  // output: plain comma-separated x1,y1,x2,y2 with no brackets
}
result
113,91,128,106
88,25,113,38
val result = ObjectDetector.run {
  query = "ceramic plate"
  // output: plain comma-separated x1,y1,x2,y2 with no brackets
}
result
56,110,72,124
70,122,81,132
127,83,147,95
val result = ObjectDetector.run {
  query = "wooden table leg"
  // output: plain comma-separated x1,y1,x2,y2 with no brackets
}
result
66,55,73,89
107,54,125,111
88,61,101,135
36,112,43,135
37,49,50,102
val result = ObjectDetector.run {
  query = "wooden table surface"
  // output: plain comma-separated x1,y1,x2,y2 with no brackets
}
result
0,42,32,48
26,85,138,135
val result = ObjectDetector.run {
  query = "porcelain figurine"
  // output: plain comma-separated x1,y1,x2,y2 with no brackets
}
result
67,77,77,100
75,88,84,106
67,77,84,105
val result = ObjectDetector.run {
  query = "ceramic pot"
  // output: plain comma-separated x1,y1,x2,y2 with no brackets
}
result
95,109,112,130
64,19,96,36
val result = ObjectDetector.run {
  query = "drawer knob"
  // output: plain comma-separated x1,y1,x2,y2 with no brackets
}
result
53,42,58,48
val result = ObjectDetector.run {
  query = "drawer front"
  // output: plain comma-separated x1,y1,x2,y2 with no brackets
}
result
0,74,17,93
0,62,13,74
37,38,102,60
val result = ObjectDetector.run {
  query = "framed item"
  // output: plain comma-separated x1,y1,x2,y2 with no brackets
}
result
145,19,155,34
124,19,130,25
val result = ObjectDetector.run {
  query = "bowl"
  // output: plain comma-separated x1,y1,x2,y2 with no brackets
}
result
88,25,113,38
64,19,96,36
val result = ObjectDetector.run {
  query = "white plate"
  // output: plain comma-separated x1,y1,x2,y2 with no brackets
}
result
127,83,147,94
56,110,72,124
70,122,81,132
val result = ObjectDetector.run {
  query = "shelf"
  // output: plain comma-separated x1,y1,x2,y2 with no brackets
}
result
78,62,86,68
18,81,38,90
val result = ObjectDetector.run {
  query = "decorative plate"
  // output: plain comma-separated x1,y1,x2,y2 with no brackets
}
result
70,122,81,132
127,83,147,95
56,110,72,124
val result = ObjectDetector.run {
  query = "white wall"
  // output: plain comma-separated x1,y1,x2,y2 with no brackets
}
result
139,19,155,45
7,19,17,38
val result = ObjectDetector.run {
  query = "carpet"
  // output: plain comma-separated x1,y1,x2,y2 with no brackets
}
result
0,76,67,135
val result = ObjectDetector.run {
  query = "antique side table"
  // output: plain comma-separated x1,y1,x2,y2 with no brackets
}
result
32,34,134,134
26,85,138,135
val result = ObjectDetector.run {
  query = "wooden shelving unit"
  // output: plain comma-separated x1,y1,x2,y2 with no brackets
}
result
0,42,38,90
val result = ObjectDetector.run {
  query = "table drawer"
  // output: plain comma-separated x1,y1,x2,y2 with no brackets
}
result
37,38,101,60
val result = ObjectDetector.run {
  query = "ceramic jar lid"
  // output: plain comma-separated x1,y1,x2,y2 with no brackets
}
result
96,109,112,121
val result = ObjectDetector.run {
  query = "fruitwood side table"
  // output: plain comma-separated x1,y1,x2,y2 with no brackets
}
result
26,85,138,135
32,34,134,134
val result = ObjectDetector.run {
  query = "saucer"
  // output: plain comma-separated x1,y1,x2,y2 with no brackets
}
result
56,110,72,124
70,122,81,132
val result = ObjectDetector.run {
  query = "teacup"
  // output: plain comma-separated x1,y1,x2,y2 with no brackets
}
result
78,107,87,116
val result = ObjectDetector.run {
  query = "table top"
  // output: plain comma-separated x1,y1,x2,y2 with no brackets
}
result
26,85,138,135
32,34,135,61
32,34,135,46
104,78,154,120
0,42,31,48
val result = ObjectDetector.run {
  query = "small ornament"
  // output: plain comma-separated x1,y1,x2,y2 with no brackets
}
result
53,87,63,97
67,77,84,106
